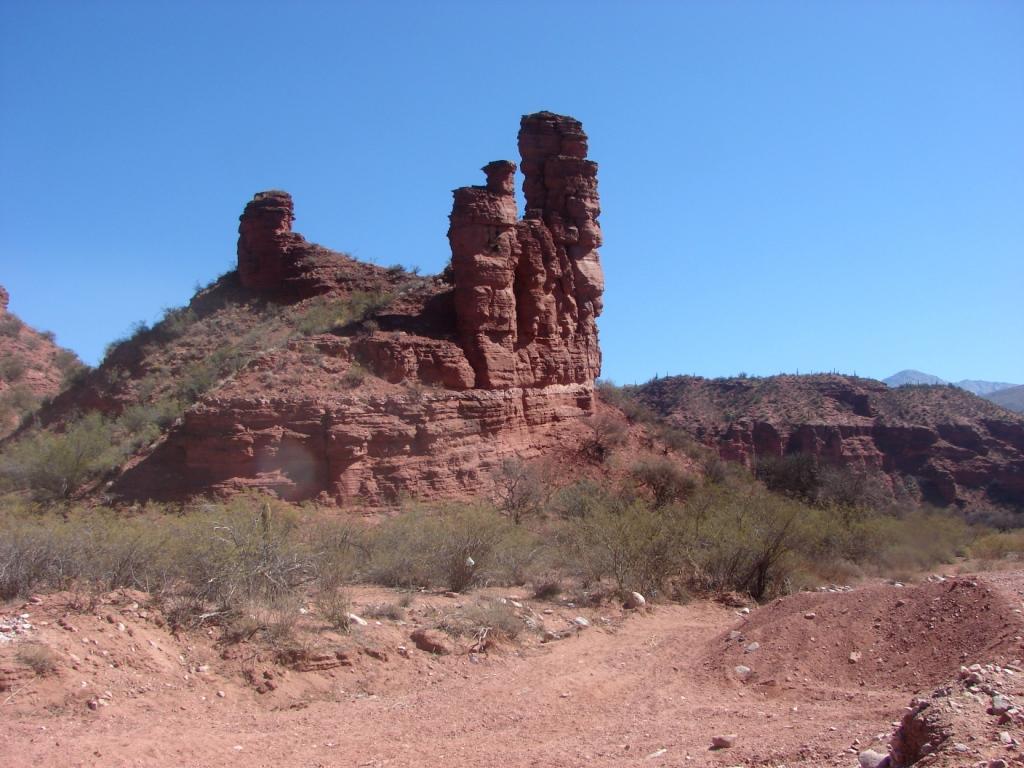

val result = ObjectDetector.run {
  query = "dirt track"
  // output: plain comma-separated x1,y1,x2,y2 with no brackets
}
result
4,572,1024,767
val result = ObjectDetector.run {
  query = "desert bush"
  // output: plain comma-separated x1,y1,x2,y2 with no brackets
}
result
489,522,544,585
156,306,197,339
550,478,614,520
341,363,367,388
362,602,404,621
438,597,522,641
0,314,23,336
583,413,628,461
0,412,125,501
17,643,59,676
755,454,820,500
53,348,86,387
864,508,970,575
704,456,730,485
595,380,655,423
0,354,27,382
690,486,804,600
0,505,176,599
493,457,553,525
0,383,39,424
167,497,317,619
315,587,352,631
628,455,698,508
815,465,888,509
365,503,518,592
557,494,690,596
297,291,392,336
970,530,1024,561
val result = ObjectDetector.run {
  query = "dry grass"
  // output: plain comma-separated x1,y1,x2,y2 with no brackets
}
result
17,643,59,676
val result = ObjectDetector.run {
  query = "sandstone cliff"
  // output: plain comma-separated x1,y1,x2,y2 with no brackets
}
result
634,375,1024,511
36,112,604,503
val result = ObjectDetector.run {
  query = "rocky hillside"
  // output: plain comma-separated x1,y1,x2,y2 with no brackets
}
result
21,112,605,504
0,286,83,437
632,374,1024,510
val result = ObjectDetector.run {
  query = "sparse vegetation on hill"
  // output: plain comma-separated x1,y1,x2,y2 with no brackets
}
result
0,287,86,437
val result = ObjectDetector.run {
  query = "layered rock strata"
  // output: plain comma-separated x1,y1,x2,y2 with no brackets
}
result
636,375,1024,510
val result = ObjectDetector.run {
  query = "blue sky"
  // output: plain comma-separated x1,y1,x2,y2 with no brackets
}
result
2,1,1022,384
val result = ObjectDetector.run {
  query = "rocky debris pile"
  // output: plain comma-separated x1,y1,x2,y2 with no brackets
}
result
0,613,34,644
861,662,1024,767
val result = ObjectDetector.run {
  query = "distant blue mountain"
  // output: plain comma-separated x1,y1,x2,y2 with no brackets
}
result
883,369,946,387
956,379,1020,396
883,370,1021,411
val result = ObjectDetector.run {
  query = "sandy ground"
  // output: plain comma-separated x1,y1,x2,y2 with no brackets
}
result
3,571,1024,768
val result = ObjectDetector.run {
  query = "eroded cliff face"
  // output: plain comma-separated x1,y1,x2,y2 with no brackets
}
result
111,112,604,503
636,375,1024,510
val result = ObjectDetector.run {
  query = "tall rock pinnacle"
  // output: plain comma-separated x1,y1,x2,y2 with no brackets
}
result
448,111,604,389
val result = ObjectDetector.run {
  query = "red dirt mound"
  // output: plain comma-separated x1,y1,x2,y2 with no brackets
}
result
707,576,1024,693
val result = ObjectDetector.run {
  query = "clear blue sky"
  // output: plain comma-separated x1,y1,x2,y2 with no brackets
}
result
2,1,1022,385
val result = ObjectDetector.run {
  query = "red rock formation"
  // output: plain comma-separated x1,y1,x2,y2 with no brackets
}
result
237,191,306,291
102,112,605,504
448,112,604,389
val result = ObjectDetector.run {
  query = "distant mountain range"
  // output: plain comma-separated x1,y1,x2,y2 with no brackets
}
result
883,369,1023,413
987,385,1024,414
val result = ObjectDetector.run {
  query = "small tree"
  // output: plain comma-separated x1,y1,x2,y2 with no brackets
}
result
493,457,552,525
629,455,697,508
0,412,123,501
584,413,628,461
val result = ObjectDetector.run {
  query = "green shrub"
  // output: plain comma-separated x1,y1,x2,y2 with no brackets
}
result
629,455,698,508
595,380,655,422
755,454,820,500
0,354,27,382
156,306,197,339
971,530,1024,560
341,363,367,388
0,314,23,337
365,503,518,592
0,412,125,501
53,348,84,380
557,494,690,596
0,383,39,425
297,291,392,336
167,497,316,616
0,505,175,599
550,478,613,520
689,486,804,599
